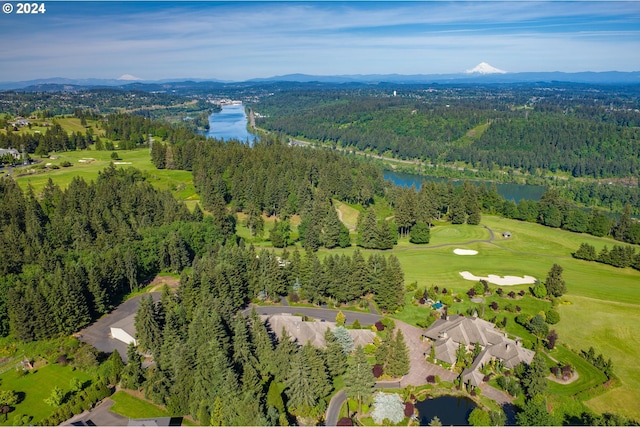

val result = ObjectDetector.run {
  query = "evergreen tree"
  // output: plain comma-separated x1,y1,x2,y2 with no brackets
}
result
614,203,632,241
409,222,431,244
135,294,161,356
333,326,355,355
109,348,125,384
521,352,548,399
323,202,345,249
386,329,410,378
344,345,375,413
324,328,347,377
356,206,378,249
285,350,317,416
544,264,566,297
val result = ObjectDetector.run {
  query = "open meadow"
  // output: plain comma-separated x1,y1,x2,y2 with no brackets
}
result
12,147,200,204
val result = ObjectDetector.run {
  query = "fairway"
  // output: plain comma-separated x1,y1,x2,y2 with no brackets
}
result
13,148,199,202
320,214,640,420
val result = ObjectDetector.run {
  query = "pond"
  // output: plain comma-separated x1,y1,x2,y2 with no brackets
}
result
415,395,477,426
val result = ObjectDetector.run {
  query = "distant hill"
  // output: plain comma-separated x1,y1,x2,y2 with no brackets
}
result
2,71,639,91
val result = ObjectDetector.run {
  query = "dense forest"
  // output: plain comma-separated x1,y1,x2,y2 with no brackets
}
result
0,166,212,340
252,84,640,178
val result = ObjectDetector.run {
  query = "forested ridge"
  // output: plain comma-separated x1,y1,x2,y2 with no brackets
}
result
252,84,640,178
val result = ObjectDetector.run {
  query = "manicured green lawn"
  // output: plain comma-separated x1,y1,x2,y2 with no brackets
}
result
547,345,608,396
554,296,640,420
14,147,199,202
109,390,172,418
0,363,92,425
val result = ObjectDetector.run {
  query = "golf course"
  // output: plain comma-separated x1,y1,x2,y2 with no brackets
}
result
9,135,640,421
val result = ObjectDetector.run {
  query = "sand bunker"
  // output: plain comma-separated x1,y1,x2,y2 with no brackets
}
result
454,249,478,255
459,271,536,286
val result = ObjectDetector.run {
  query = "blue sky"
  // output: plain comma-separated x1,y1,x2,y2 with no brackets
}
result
1,1,639,82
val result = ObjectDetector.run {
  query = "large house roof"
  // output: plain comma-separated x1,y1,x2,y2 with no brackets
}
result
262,314,375,349
425,315,535,386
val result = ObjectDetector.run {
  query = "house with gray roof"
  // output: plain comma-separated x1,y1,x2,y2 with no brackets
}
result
262,314,375,349
424,315,534,387
0,148,20,159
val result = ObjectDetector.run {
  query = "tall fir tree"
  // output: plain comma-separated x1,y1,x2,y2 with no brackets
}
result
344,345,375,413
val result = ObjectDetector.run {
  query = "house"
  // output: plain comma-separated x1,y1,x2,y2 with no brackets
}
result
110,313,137,346
502,231,512,238
262,314,375,349
0,148,20,160
423,315,534,387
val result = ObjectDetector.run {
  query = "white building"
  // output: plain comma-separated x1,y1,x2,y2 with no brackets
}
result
110,314,137,346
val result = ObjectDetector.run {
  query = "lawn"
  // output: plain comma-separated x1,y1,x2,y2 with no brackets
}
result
0,363,92,425
547,345,608,397
14,147,199,202
109,390,172,418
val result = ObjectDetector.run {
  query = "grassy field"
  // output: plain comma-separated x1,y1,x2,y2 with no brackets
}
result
316,214,640,420
109,390,173,419
0,364,92,425
12,147,199,203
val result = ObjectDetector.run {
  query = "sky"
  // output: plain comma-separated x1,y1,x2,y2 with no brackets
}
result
1,1,639,82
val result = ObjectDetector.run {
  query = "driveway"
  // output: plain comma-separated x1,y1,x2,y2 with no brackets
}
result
77,293,160,362
394,320,458,387
62,398,128,426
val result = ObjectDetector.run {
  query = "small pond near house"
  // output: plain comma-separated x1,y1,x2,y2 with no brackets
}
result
416,395,476,426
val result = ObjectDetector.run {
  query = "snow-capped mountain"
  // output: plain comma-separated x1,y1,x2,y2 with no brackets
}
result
465,62,507,74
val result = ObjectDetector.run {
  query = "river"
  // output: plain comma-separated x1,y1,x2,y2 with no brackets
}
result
206,104,545,202
385,170,546,202
204,104,257,144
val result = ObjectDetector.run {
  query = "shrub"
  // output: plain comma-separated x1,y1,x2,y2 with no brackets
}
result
288,292,300,303
496,288,503,296
545,310,560,324
404,401,415,417
508,291,516,299
351,319,361,329
60,160,73,167
337,417,354,426
57,354,69,366
426,375,436,383
518,290,526,296
490,301,499,311
375,321,385,331
371,392,405,425
373,364,384,378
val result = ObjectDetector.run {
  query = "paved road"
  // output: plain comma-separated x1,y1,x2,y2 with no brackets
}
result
77,293,160,363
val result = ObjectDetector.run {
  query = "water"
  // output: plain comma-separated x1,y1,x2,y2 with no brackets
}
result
385,170,546,203
204,104,257,144
415,395,477,426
